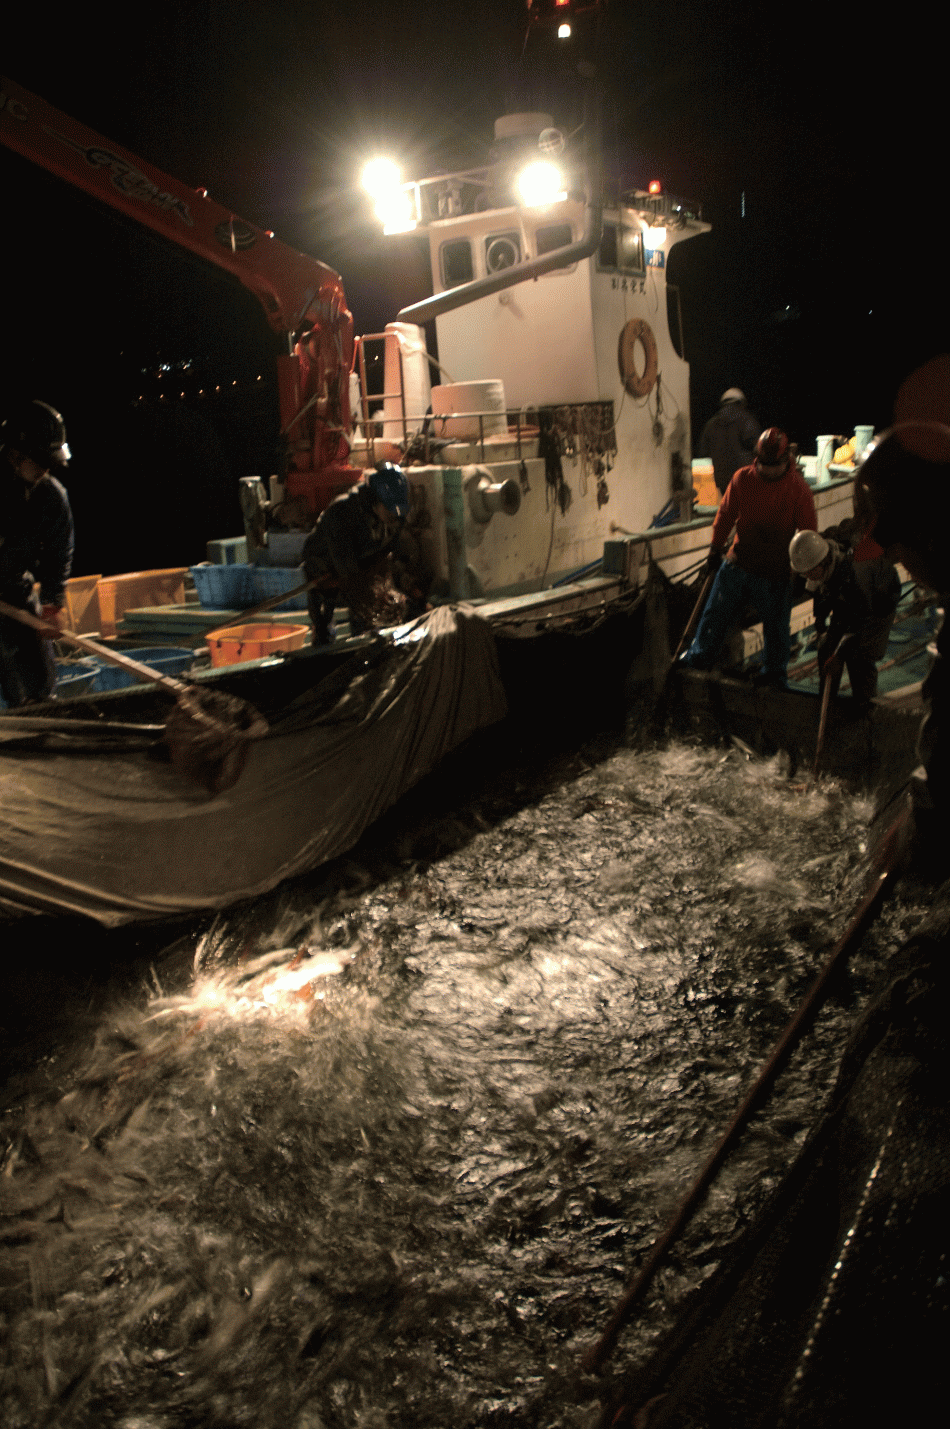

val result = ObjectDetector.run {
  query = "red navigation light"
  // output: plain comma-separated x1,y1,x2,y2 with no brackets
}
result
648,180,662,195
527,0,607,28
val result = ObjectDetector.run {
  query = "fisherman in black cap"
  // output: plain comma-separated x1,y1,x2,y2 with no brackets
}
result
0,399,74,706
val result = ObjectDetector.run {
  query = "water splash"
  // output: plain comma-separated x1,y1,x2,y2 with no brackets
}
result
0,737,921,1426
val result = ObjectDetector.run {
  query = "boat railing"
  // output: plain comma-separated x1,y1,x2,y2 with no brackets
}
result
353,334,602,465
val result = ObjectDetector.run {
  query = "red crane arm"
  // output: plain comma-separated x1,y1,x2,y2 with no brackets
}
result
1,75,349,343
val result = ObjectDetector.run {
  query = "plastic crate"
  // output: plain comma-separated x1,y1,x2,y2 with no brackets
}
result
189,563,256,610
90,647,196,692
251,564,309,611
205,623,309,669
0,658,99,708
54,657,100,697
96,568,188,636
205,536,248,565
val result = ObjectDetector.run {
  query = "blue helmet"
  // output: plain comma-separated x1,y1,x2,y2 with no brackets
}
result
368,462,409,518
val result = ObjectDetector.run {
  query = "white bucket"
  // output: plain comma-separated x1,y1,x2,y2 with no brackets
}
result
431,381,508,440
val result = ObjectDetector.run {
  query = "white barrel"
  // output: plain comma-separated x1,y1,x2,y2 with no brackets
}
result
815,434,836,485
853,424,874,460
382,323,432,441
431,380,508,439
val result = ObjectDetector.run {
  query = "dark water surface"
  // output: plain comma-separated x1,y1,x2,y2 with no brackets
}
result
0,733,924,1427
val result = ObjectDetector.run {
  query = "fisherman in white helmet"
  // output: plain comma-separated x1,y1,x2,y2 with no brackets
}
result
789,525,901,705
697,387,762,498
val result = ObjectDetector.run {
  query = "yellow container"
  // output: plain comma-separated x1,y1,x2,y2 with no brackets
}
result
205,622,310,668
691,460,720,507
63,573,102,633
96,568,188,637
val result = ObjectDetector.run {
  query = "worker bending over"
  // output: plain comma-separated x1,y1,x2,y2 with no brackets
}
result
302,463,410,644
789,527,901,705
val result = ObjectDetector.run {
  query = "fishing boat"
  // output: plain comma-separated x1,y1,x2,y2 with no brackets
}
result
0,76,920,925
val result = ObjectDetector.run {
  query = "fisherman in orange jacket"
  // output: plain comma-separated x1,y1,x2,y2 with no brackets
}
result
680,428,817,686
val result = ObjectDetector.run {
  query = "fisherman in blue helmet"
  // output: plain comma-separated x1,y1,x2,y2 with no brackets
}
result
302,463,410,643
0,399,75,705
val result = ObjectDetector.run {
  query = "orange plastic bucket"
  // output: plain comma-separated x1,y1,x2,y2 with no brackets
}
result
206,622,309,668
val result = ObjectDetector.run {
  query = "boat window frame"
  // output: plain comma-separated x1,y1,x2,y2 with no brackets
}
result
533,220,577,274
439,238,475,290
596,219,646,278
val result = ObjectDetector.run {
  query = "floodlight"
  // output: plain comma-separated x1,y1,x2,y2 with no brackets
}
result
517,160,566,207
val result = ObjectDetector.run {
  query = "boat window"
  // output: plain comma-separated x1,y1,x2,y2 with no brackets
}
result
536,222,573,256
485,232,521,273
440,239,474,289
597,221,645,276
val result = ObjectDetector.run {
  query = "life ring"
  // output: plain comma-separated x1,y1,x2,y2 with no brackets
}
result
617,318,658,398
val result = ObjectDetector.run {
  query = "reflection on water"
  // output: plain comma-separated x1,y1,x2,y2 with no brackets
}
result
0,739,922,1427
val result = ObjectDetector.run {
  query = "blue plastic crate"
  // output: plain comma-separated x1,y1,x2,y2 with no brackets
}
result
90,647,197,692
55,658,100,698
251,564,309,611
189,563,256,610
0,658,99,708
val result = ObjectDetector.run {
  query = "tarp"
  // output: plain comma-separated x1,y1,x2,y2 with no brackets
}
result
0,605,507,925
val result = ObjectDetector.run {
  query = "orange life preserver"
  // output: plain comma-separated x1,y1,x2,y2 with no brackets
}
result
617,318,658,398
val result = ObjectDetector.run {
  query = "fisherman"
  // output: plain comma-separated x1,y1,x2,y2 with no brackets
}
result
697,387,762,498
0,399,74,706
789,526,901,705
680,428,817,687
302,462,410,643
851,358,950,874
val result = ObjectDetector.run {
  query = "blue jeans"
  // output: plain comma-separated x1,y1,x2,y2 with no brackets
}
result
683,561,792,681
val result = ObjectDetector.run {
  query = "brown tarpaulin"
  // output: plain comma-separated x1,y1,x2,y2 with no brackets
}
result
0,605,507,925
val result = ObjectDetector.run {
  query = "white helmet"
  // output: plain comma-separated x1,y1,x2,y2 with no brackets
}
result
720,387,745,403
789,529,830,574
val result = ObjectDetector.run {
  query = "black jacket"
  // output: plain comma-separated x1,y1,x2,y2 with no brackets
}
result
812,540,901,651
0,451,74,606
699,402,762,494
302,484,401,585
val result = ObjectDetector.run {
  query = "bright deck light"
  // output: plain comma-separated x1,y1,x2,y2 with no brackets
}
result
558,22,571,37
374,188,417,234
361,158,402,198
517,160,565,207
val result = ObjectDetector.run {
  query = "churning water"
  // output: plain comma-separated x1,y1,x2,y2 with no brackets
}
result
0,735,924,1427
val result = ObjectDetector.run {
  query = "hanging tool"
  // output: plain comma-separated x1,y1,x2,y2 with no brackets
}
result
0,599,267,795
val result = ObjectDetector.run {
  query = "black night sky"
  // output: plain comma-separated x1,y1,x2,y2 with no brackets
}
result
4,1,946,576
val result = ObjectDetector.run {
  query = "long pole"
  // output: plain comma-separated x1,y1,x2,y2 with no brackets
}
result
670,572,714,666
580,815,904,1375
